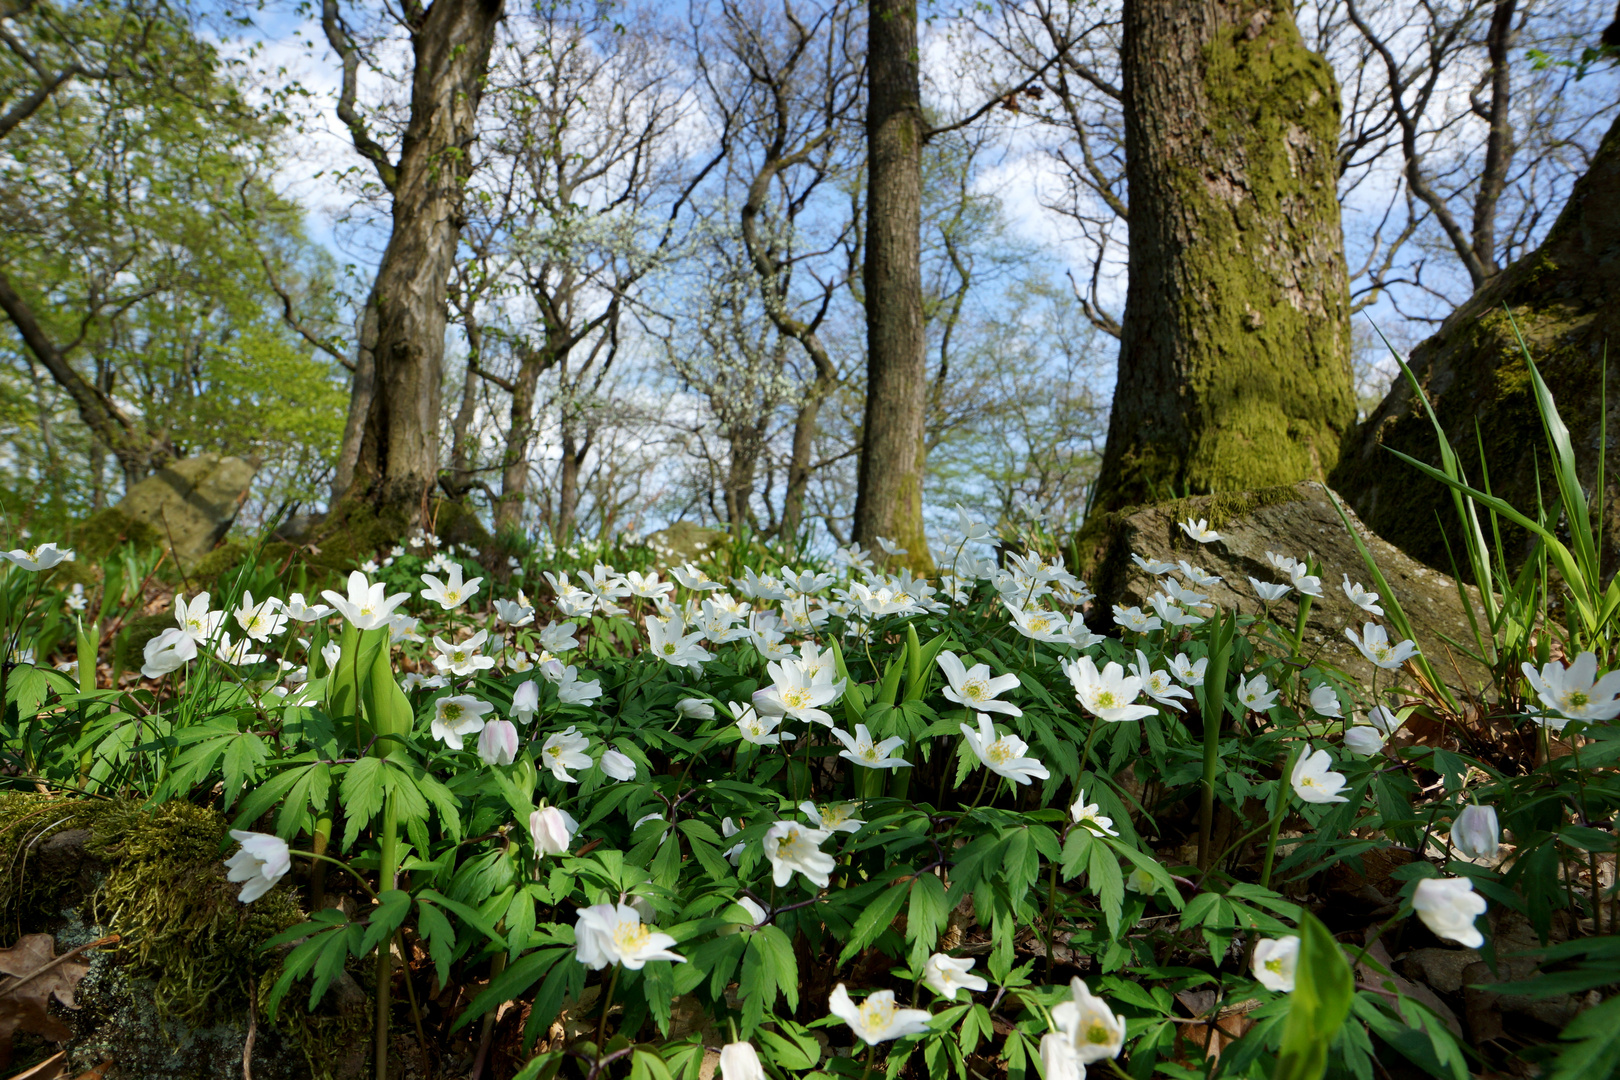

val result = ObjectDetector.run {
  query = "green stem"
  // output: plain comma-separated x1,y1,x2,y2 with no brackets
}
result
596,964,621,1053
374,789,398,1080
1197,612,1234,870
1044,855,1061,976
1260,745,1301,890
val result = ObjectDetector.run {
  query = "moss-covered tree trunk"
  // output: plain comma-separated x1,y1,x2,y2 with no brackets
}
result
1333,110,1620,576
1093,0,1355,514
853,0,931,566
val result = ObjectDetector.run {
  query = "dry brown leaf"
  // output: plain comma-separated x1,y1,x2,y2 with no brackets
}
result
1173,989,1260,1061
5,1049,65,1080
0,935,114,1068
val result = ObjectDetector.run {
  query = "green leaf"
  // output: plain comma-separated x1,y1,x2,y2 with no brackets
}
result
837,880,910,965
1272,913,1354,1080
358,889,411,957
1547,994,1620,1080
339,757,387,849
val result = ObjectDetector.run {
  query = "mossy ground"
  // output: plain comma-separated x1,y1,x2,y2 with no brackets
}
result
0,793,365,1079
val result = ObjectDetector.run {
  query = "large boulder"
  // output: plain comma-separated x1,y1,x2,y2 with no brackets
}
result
114,456,256,565
1077,482,1489,692
1332,112,1620,576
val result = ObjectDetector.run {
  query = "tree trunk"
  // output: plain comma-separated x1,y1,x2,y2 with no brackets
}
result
781,370,836,543
340,0,503,512
331,292,379,504
1092,0,1354,514
1333,109,1620,577
852,0,930,566
445,313,482,498
495,337,565,535
557,427,583,543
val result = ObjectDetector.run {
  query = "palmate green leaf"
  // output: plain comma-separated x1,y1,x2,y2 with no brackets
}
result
1272,913,1353,1080
1087,838,1125,935
837,878,910,965
358,889,411,957
339,757,387,848
907,872,950,966
1546,993,1620,1080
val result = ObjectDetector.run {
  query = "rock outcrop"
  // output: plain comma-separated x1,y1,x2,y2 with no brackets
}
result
113,456,256,564
1078,482,1490,693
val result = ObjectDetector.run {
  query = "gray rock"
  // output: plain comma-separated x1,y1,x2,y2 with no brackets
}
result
116,456,256,564
1080,482,1490,692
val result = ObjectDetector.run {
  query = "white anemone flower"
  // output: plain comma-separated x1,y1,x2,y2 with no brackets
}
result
1,543,73,571
573,903,684,969
1131,650,1194,712
734,702,795,746
600,748,637,782
432,630,496,677
529,806,577,855
432,695,491,750
936,651,1022,716
1169,653,1208,687
321,571,410,631
1288,563,1324,598
645,615,713,670
1411,877,1487,948
1070,791,1119,837
762,821,835,888
476,719,519,766
1308,684,1343,717
830,724,910,770
923,954,988,1000
538,620,579,653
1344,724,1387,755
1004,602,1073,643
754,660,845,727
1111,604,1162,633
1178,518,1221,543
283,593,335,622
1346,623,1419,670
1064,656,1157,723
1290,746,1350,804
1450,803,1500,860
511,679,539,724
1130,553,1176,575
1235,673,1279,712
960,713,1049,785
540,726,592,781
1177,561,1222,587
174,592,224,643
225,830,291,903
420,562,483,610
799,801,863,834
827,985,932,1044
1249,577,1293,603
1522,652,1620,727
493,597,535,626
1252,936,1299,992
234,592,288,642
141,627,197,679
1342,575,1384,616
719,1042,766,1080
1051,977,1126,1064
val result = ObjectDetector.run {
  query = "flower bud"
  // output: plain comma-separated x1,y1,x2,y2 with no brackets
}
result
719,1043,765,1080
528,806,577,856
1449,803,1499,860
477,719,519,766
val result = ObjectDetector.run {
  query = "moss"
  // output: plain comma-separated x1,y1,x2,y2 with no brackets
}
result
0,794,368,1080
73,510,164,561
188,541,252,585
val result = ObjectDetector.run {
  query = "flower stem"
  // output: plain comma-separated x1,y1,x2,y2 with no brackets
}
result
1260,744,1300,889
596,964,621,1053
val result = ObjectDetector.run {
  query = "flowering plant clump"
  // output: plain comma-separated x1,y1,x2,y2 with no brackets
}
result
0,485,1616,1080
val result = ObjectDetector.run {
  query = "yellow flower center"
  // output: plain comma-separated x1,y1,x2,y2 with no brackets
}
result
1085,1023,1111,1045
662,643,677,655
858,998,895,1030
823,805,850,827
1265,958,1283,974
782,687,812,710
861,745,880,762
1095,691,1118,709
987,740,1011,765
443,704,462,721
444,590,460,603
963,680,988,701
1566,690,1590,708
1028,616,1051,632
613,921,651,954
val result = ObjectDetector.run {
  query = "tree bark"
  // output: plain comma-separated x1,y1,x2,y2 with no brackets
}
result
495,338,564,535
557,427,584,542
852,0,930,565
1333,109,1620,576
328,0,504,512
330,291,378,504
1092,0,1355,514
